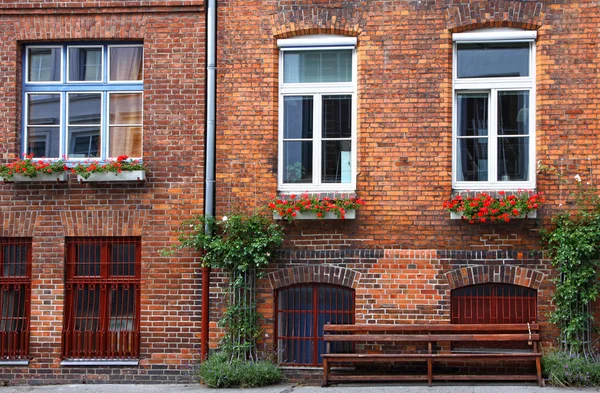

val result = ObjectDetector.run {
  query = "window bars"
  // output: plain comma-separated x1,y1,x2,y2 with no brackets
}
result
0,238,32,359
63,237,140,359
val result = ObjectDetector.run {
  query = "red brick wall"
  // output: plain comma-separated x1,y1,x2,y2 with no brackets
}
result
0,2,206,385
216,0,600,373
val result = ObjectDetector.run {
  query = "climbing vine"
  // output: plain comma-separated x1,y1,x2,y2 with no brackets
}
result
163,213,284,361
542,174,600,356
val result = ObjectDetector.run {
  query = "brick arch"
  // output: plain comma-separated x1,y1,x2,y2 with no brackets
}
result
445,265,545,291
268,265,360,290
271,8,363,39
446,1,545,33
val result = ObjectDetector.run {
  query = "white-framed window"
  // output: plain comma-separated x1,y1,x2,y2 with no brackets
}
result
278,35,357,192
23,43,143,161
452,29,536,190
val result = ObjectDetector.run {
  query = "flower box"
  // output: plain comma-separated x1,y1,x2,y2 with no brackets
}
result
1,172,67,182
77,170,146,182
450,210,536,220
273,210,356,220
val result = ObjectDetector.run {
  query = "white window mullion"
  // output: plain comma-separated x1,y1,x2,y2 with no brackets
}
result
489,89,498,184
313,94,322,187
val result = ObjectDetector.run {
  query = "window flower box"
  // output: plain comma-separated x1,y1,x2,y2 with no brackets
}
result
73,156,147,183
2,172,68,182
273,210,356,220
0,155,67,182
269,193,364,221
444,191,542,224
77,170,146,182
450,210,536,220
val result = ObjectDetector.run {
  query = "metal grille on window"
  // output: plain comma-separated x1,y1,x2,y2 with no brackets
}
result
63,237,140,359
276,284,354,366
451,283,536,324
0,238,31,359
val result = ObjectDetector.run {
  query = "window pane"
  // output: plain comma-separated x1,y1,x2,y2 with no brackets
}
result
75,243,101,277
69,47,102,82
283,50,352,83
110,93,142,125
457,93,488,137
111,243,137,277
284,96,313,139
68,127,100,158
28,48,60,82
498,91,529,136
68,93,101,125
2,245,27,277
26,127,60,158
109,127,142,158
28,94,60,125
498,137,529,181
322,141,351,184
283,141,312,183
74,285,100,332
322,95,351,138
457,42,529,78
457,138,488,182
110,47,143,81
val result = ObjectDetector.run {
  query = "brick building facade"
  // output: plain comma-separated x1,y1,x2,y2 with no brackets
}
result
0,0,599,386
216,0,599,381
0,0,207,385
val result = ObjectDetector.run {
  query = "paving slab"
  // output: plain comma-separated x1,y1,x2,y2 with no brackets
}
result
0,383,600,393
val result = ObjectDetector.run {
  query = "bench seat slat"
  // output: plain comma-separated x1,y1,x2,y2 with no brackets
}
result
323,353,541,360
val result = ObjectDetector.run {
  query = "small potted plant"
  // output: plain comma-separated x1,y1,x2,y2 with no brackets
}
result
269,193,366,221
73,155,147,182
443,191,541,223
0,154,67,182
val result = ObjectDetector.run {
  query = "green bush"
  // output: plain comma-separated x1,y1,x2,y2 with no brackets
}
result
543,351,600,387
198,352,282,388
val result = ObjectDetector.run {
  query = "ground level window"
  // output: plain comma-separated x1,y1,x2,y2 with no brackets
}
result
275,284,354,366
452,283,537,324
63,237,141,359
0,238,31,359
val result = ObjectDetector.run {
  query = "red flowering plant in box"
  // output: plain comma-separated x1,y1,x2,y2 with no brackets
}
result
0,154,67,180
269,193,366,221
72,155,146,179
443,191,542,224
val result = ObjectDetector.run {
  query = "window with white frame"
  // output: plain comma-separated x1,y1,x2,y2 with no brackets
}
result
278,35,357,192
23,43,143,161
452,29,536,190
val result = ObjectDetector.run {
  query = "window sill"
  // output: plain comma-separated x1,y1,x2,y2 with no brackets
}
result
61,359,140,367
76,170,146,182
273,210,356,220
1,173,68,182
0,359,29,366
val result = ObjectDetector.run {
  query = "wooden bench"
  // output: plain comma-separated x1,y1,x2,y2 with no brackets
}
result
322,323,543,387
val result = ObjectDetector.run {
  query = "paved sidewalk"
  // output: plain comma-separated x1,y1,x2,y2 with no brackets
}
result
0,383,599,393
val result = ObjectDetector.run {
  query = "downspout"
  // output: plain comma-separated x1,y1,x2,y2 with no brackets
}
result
202,0,217,362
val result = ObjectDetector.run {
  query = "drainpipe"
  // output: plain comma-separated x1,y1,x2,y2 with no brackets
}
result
201,0,217,362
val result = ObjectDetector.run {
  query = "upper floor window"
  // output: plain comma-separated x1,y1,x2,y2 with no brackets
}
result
278,35,357,192
452,29,536,190
23,43,143,161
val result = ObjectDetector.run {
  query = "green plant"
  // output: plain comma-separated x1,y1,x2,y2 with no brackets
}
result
269,193,366,220
542,177,600,355
164,213,284,361
443,191,541,223
0,154,67,179
543,350,600,387
284,161,306,183
198,351,282,388
72,155,146,179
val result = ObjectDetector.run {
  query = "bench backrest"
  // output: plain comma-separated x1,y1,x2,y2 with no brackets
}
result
323,323,539,343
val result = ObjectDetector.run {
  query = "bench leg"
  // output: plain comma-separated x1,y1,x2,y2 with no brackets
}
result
427,358,432,387
536,357,544,387
322,358,329,387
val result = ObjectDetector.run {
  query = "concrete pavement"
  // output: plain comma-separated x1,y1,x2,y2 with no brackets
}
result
0,383,599,393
